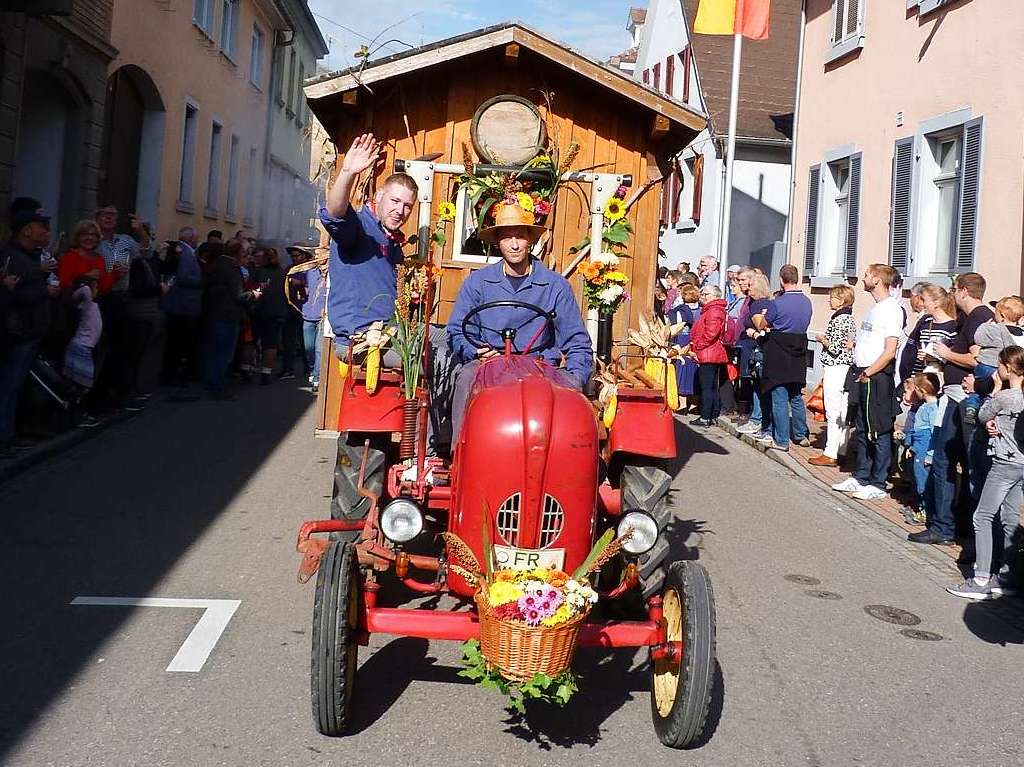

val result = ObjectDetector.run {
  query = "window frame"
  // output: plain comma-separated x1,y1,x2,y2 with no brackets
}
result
249,24,264,87
178,101,200,210
825,0,865,65
806,145,862,285
225,133,241,220
219,0,239,60
673,151,699,233
206,120,224,216
193,0,214,38
285,49,297,116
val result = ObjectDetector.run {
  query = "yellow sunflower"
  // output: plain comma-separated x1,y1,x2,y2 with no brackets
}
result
604,197,626,222
516,191,535,213
604,270,629,284
437,200,456,221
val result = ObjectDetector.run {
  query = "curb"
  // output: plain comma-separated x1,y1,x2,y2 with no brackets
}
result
0,407,142,485
713,415,964,579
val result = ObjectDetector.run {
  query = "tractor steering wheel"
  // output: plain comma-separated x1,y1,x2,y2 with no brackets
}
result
460,300,557,356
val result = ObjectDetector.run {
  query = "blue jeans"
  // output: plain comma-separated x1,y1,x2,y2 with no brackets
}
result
0,339,39,443
926,399,965,538
770,384,807,448
303,319,322,383
907,428,932,504
697,363,723,421
203,320,240,393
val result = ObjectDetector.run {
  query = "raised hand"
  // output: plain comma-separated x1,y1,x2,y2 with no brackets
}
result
341,133,380,176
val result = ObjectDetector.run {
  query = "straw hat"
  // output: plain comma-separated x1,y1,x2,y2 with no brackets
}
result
478,203,546,245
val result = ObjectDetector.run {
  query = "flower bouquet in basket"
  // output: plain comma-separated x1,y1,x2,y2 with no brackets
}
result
444,527,632,712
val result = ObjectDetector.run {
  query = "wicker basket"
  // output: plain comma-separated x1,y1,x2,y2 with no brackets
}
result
474,591,588,682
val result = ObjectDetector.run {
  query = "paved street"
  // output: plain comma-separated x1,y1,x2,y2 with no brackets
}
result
2,385,1024,767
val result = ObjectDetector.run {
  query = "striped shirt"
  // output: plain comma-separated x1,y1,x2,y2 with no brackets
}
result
912,318,959,375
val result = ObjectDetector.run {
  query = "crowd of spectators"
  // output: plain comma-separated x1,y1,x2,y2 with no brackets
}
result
658,256,1023,602
0,198,327,457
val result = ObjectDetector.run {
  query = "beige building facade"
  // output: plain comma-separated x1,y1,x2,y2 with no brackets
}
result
790,0,1024,322
105,0,325,243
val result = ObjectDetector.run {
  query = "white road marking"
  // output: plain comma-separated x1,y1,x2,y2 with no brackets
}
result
71,597,242,673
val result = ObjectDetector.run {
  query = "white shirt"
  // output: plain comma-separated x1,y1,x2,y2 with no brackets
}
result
854,296,903,369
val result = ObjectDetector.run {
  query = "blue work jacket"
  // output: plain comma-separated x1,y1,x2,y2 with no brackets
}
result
319,205,403,339
447,258,594,386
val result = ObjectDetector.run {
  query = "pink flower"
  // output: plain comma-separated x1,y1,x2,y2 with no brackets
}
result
616,185,628,199
535,200,552,216
525,609,542,626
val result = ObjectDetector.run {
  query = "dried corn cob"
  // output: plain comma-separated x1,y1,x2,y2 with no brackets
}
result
583,529,634,576
441,532,482,576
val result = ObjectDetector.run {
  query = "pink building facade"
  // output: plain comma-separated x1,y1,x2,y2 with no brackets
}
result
790,0,1024,322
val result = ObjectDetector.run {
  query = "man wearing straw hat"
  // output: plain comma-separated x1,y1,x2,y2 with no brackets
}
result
447,202,593,436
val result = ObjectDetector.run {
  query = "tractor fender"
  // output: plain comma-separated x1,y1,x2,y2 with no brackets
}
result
608,389,677,459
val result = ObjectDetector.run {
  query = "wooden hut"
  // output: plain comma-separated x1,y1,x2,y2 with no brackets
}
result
304,23,706,433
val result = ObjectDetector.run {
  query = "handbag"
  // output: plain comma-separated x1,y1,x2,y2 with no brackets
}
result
806,380,826,422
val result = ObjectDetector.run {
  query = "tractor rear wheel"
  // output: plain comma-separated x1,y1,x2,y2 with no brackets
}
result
620,462,673,598
330,431,387,539
650,560,716,749
311,540,360,736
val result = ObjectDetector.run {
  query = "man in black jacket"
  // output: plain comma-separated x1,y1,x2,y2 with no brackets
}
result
0,201,58,454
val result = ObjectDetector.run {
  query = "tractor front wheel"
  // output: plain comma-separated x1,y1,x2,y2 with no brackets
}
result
311,540,360,736
619,462,673,598
650,560,716,749
330,431,387,539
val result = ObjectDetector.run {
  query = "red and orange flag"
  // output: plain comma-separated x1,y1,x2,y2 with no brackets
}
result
694,0,771,41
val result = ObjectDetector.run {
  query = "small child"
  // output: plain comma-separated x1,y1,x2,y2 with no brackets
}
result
946,345,1024,600
900,373,941,526
63,277,102,393
963,296,1024,424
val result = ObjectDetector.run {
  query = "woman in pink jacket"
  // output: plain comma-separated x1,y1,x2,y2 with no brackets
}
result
688,285,729,427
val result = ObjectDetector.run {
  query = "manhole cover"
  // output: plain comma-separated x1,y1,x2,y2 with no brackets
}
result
805,589,843,600
900,628,944,641
863,605,921,626
785,574,821,586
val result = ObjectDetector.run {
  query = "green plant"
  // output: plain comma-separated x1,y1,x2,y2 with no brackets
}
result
458,640,578,713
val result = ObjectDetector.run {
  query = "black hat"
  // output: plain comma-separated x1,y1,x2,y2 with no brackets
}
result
10,208,50,234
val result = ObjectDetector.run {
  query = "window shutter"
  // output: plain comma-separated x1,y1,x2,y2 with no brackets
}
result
681,47,691,103
956,117,984,270
671,158,682,224
889,137,914,272
659,177,670,226
691,153,704,223
653,62,661,91
845,0,860,37
845,152,862,277
665,55,675,97
832,0,844,44
803,164,821,276
642,68,649,85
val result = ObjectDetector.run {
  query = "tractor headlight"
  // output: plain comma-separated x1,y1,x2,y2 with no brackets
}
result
380,498,424,544
617,511,659,555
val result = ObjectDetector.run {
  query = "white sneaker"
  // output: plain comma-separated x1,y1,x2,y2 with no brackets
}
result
853,486,888,501
831,477,863,493
737,421,761,435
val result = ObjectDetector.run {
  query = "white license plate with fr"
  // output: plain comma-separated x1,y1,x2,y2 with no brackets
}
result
492,545,565,571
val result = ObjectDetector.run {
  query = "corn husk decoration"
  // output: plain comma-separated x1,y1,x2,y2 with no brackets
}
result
624,314,685,410
349,321,394,394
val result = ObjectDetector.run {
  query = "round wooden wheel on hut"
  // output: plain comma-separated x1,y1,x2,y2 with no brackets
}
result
471,95,546,165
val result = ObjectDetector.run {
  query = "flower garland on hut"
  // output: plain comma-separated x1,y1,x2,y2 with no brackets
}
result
575,184,633,317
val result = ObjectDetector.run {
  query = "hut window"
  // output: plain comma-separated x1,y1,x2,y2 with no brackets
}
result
652,62,661,92
448,186,500,265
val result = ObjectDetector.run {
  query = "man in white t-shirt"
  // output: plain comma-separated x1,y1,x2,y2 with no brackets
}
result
832,264,903,501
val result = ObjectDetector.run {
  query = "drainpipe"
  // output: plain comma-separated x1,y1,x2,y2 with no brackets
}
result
783,0,808,264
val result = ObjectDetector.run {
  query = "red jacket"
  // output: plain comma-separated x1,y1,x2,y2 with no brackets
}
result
689,298,729,364
58,248,119,295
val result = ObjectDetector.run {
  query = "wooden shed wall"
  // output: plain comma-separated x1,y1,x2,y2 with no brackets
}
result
318,47,671,346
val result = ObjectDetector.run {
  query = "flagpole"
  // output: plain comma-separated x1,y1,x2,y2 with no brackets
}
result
718,31,743,291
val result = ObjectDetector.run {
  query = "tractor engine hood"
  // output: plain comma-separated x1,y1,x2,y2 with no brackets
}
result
448,357,599,596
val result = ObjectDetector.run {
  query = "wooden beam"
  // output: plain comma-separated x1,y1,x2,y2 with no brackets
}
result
505,43,520,59
650,114,670,140
341,90,358,106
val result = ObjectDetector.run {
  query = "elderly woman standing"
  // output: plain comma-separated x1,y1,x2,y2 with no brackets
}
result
809,284,856,467
687,284,729,428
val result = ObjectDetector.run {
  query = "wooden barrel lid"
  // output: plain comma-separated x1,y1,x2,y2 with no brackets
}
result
471,95,546,165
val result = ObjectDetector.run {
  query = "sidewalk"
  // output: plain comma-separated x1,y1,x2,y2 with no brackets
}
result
715,413,965,564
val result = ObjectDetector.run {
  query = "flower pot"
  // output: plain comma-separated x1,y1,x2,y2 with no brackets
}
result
596,314,614,363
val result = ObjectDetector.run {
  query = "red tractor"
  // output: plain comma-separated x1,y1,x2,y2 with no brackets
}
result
296,294,717,748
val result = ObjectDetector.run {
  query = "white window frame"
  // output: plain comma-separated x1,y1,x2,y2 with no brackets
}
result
825,0,865,65
910,0,960,16
674,151,698,233
206,120,224,215
193,0,214,37
447,186,501,265
249,25,264,87
244,146,257,227
808,144,861,287
219,0,239,60
903,108,983,280
178,101,200,210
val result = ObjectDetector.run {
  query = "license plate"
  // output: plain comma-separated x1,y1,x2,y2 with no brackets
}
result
492,545,565,571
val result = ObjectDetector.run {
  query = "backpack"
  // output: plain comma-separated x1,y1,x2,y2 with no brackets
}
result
722,313,743,346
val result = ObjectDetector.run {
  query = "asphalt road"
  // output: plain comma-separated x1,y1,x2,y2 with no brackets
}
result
2,384,1024,767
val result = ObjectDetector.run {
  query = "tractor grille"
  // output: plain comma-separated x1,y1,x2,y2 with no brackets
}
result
496,493,521,546
539,495,564,548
